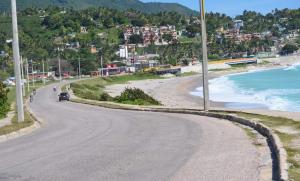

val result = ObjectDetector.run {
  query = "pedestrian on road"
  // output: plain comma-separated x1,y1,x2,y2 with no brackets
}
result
30,93,34,103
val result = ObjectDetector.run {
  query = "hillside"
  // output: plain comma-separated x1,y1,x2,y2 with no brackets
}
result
0,0,197,15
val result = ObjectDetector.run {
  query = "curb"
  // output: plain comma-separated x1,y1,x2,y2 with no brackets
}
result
71,98,289,181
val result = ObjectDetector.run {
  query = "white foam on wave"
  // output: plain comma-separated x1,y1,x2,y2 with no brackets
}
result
190,76,300,112
284,63,300,71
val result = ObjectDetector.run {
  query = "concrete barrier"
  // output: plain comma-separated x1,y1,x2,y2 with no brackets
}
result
71,97,289,181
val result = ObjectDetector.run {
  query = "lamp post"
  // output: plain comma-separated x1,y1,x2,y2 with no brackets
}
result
11,0,24,122
199,0,210,111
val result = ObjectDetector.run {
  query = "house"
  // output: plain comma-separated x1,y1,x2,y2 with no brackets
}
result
119,44,136,59
119,45,129,59
233,20,244,30
65,42,80,50
90,45,97,54
80,26,88,33
123,25,178,46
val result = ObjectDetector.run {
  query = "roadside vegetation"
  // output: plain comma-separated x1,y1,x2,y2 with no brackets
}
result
115,88,161,106
215,111,300,180
0,110,34,136
0,82,9,119
71,73,162,105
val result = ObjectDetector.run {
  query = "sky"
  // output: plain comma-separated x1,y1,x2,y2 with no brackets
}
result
141,0,300,16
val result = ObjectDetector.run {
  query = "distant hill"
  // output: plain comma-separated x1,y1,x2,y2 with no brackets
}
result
0,0,197,15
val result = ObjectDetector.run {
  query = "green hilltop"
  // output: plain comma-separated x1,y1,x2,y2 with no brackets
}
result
0,0,197,15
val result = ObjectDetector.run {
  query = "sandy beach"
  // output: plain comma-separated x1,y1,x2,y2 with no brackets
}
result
105,54,300,121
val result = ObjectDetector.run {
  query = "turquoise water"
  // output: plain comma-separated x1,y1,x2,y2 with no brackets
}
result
191,64,300,112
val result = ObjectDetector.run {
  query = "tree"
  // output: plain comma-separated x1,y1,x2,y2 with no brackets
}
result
185,24,201,37
296,37,300,46
129,34,143,44
131,19,145,27
0,82,9,118
103,18,114,28
281,44,299,55
162,33,173,43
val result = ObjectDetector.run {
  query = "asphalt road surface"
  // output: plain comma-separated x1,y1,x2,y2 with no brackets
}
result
0,84,260,181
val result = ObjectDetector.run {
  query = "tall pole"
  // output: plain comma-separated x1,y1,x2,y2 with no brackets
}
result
58,56,62,83
20,56,25,96
42,60,46,85
26,59,30,92
199,0,210,111
11,0,24,122
78,58,81,79
31,60,35,87
100,55,103,77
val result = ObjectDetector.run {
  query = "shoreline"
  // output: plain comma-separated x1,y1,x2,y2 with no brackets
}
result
105,54,300,121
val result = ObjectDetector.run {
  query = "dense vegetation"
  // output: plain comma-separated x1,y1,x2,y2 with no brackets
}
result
115,88,161,105
281,44,299,55
0,7,300,77
0,82,9,119
0,0,196,15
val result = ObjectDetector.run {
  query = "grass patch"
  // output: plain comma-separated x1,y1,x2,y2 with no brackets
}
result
0,110,34,136
209,68,229,72
176,72,199,77
213,110,300,181
7,87,16,106
71,73,162,104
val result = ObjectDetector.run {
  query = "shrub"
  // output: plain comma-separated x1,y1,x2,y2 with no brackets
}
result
99,93,113,101
115,87,161,105
0,82,9,118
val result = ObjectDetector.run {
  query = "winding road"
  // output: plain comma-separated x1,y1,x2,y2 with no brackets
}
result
0,84,261,181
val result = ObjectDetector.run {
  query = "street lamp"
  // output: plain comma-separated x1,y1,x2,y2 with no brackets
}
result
11,0,24,122
199,0,210,111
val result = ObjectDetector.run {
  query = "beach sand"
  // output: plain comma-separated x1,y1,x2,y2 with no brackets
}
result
105,54,300,121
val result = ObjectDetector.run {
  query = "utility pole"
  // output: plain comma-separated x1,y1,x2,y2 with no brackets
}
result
31,60,35,87
78,58,81,79
100,55,103,77
57,48,62,83
58,56,62,83
25,59,30,92
42,60,46,85
11,0,24,122
20,56,25,96
199,0,210,111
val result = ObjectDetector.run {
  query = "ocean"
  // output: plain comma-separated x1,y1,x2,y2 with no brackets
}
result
191,63,300,112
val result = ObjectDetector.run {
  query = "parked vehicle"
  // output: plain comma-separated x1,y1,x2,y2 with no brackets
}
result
58,92,70,101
